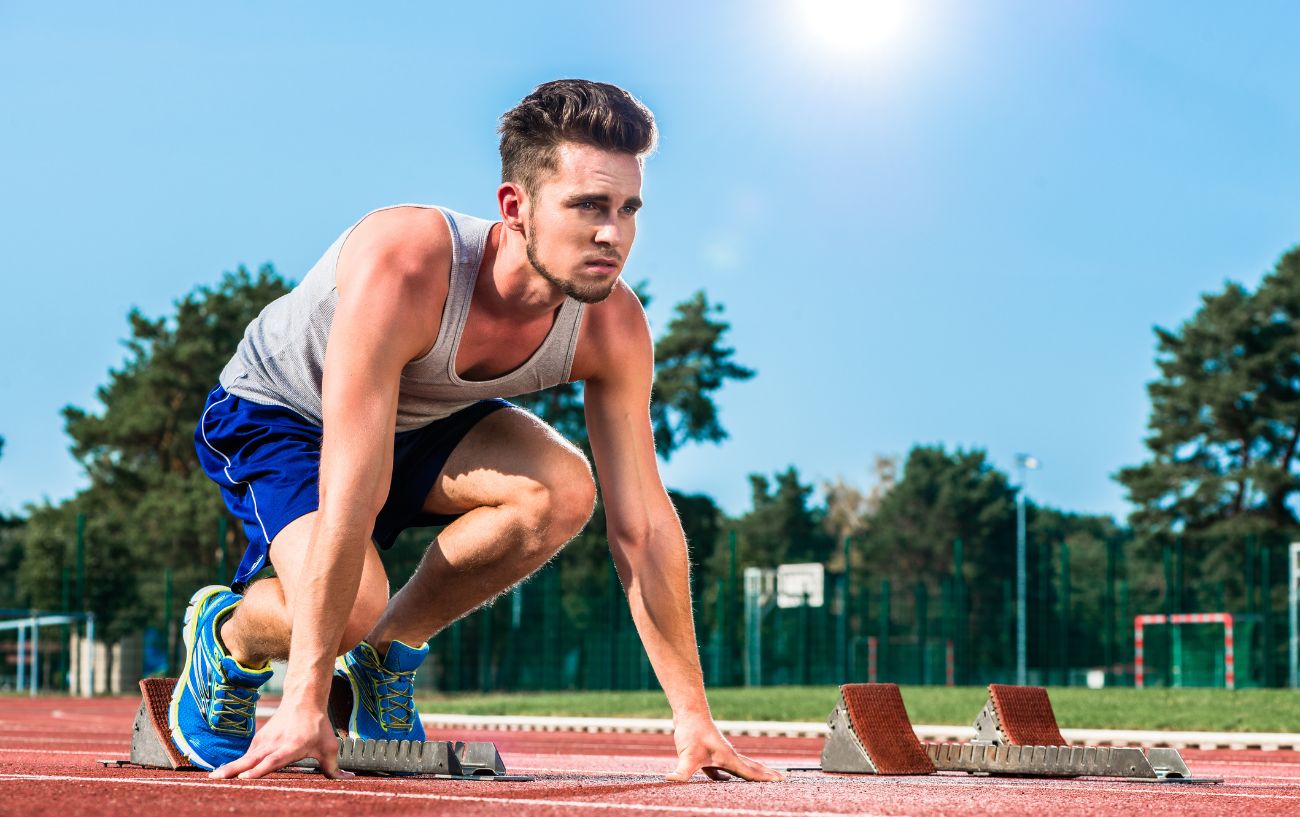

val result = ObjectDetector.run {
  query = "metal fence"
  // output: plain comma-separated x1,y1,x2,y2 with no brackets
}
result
5,523,1299,694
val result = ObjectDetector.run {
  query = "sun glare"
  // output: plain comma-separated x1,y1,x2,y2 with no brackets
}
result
796,0,914,60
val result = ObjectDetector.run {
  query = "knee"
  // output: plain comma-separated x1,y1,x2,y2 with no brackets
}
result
516,454,596,558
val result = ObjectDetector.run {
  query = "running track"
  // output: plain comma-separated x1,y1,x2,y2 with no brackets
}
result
3,695,1300,816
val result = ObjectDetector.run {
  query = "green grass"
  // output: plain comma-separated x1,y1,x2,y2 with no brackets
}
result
419,685,1300,733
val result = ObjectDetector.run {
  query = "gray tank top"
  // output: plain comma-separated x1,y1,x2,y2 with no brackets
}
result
219,205,586,431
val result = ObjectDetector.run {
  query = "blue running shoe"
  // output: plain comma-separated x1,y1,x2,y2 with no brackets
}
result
168,585,272,770
334,640,428,741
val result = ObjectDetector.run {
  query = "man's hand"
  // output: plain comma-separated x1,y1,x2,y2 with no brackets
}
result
666,718,786,783
210,705,350,780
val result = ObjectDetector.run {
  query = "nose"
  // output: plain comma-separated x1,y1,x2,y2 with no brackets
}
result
594,220,621,247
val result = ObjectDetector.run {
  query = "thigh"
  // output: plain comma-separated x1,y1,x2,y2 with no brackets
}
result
422,406,591,516
269,511,391,611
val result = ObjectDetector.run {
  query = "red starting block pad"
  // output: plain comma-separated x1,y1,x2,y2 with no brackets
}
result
98,678,531,780
973,684,1066,747
820,683,936,775
813,683,1219,784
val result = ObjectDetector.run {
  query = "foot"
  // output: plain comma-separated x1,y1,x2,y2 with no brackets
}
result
334,640,428,741
168,585,273,770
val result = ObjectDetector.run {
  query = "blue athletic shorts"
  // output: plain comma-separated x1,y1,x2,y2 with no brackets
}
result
194,384,510,591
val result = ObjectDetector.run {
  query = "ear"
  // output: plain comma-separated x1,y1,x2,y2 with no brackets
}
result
497,182,528,234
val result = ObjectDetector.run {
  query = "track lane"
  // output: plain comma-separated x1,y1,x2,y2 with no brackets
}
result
3,694,1300,817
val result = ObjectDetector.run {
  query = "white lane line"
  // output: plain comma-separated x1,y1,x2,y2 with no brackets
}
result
0,748,121,757
0,735,126,746
882,777,1300,800
1196,759,1300,767
0,773,898,817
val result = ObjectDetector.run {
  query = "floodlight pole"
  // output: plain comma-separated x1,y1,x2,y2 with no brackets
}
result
1015,454,1038,686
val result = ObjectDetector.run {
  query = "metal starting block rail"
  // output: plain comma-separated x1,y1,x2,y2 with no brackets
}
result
98,678,532,781
802,683,1220,784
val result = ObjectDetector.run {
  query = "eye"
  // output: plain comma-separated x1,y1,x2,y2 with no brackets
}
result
577,201,598,210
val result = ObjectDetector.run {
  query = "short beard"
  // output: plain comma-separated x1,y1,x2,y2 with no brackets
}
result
525,222,618,305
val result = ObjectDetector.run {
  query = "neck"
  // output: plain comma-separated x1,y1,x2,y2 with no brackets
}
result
478,222,567,319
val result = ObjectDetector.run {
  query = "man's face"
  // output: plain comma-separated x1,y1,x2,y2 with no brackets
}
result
522,142,643,304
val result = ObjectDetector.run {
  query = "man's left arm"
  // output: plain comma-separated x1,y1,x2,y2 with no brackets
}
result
583,302,783,784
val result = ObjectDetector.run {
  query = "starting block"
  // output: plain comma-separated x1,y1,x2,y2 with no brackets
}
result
821,684,935,774
814,683,1219,784
100,678,531,781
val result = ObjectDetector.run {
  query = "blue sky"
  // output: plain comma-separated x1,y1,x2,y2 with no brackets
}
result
2,1,1298,521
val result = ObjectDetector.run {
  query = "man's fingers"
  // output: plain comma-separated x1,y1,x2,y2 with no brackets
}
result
210,752,261,779
726,753,786,782
236,750,293,779
316,746,353,779
666,752,700,782
702,765,731,781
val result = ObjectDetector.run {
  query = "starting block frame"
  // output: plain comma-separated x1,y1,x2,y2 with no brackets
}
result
805,682,1220,784
99,678,532,781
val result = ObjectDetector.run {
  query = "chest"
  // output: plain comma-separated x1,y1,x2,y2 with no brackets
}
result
454,307,559,382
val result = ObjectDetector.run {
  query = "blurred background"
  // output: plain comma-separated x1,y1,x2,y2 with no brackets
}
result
2,1,1299,696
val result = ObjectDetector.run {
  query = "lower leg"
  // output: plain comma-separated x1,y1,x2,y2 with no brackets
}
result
218,513,391,666
219,578,291,666
366,503,572,654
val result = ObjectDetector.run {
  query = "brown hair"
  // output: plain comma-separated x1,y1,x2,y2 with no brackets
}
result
499,79,657,196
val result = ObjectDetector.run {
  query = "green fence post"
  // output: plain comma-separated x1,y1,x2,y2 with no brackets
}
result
1002,578,1014,682
1175,536,1185,613
1246,534,1257,615
838,535,850,681
878,579,891,681
915,581,928,685
1262,544,1274,687
952,538,964,685
941,575,954,683
76,512,86,612
1104,538,1116,684
478,606,493,692
802,588,813,685
727,530,737,684
449,620,463,691
164,567,174,676
711,578,725,686
1039,539,1051,684
1059,539,1070,685
1119,576,1131,674
1163,542,1176,687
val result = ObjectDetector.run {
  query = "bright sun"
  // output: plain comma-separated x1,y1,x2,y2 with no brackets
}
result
796,0,915,60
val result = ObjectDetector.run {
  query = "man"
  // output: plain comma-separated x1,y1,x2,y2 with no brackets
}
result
171,79,783,783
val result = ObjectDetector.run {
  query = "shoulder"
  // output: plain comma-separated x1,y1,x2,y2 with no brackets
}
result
572,280,652,382
336,206,453,293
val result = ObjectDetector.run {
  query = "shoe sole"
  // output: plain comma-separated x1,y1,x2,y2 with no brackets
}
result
168,584,232,771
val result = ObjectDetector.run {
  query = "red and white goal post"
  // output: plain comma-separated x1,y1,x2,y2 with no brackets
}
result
1134,613,1236,690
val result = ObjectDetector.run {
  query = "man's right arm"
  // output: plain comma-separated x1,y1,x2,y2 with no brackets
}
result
211,209,449,780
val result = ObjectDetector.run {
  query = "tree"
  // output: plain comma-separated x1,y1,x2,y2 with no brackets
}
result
1116,246,1300,604
19,265,292,639
863,445,1017,586
858,445,1016,674
729,467,833,569
822,455,899,573
513,285,754,459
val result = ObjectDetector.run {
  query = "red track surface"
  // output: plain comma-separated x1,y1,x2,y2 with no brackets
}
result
3,694,1300,816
